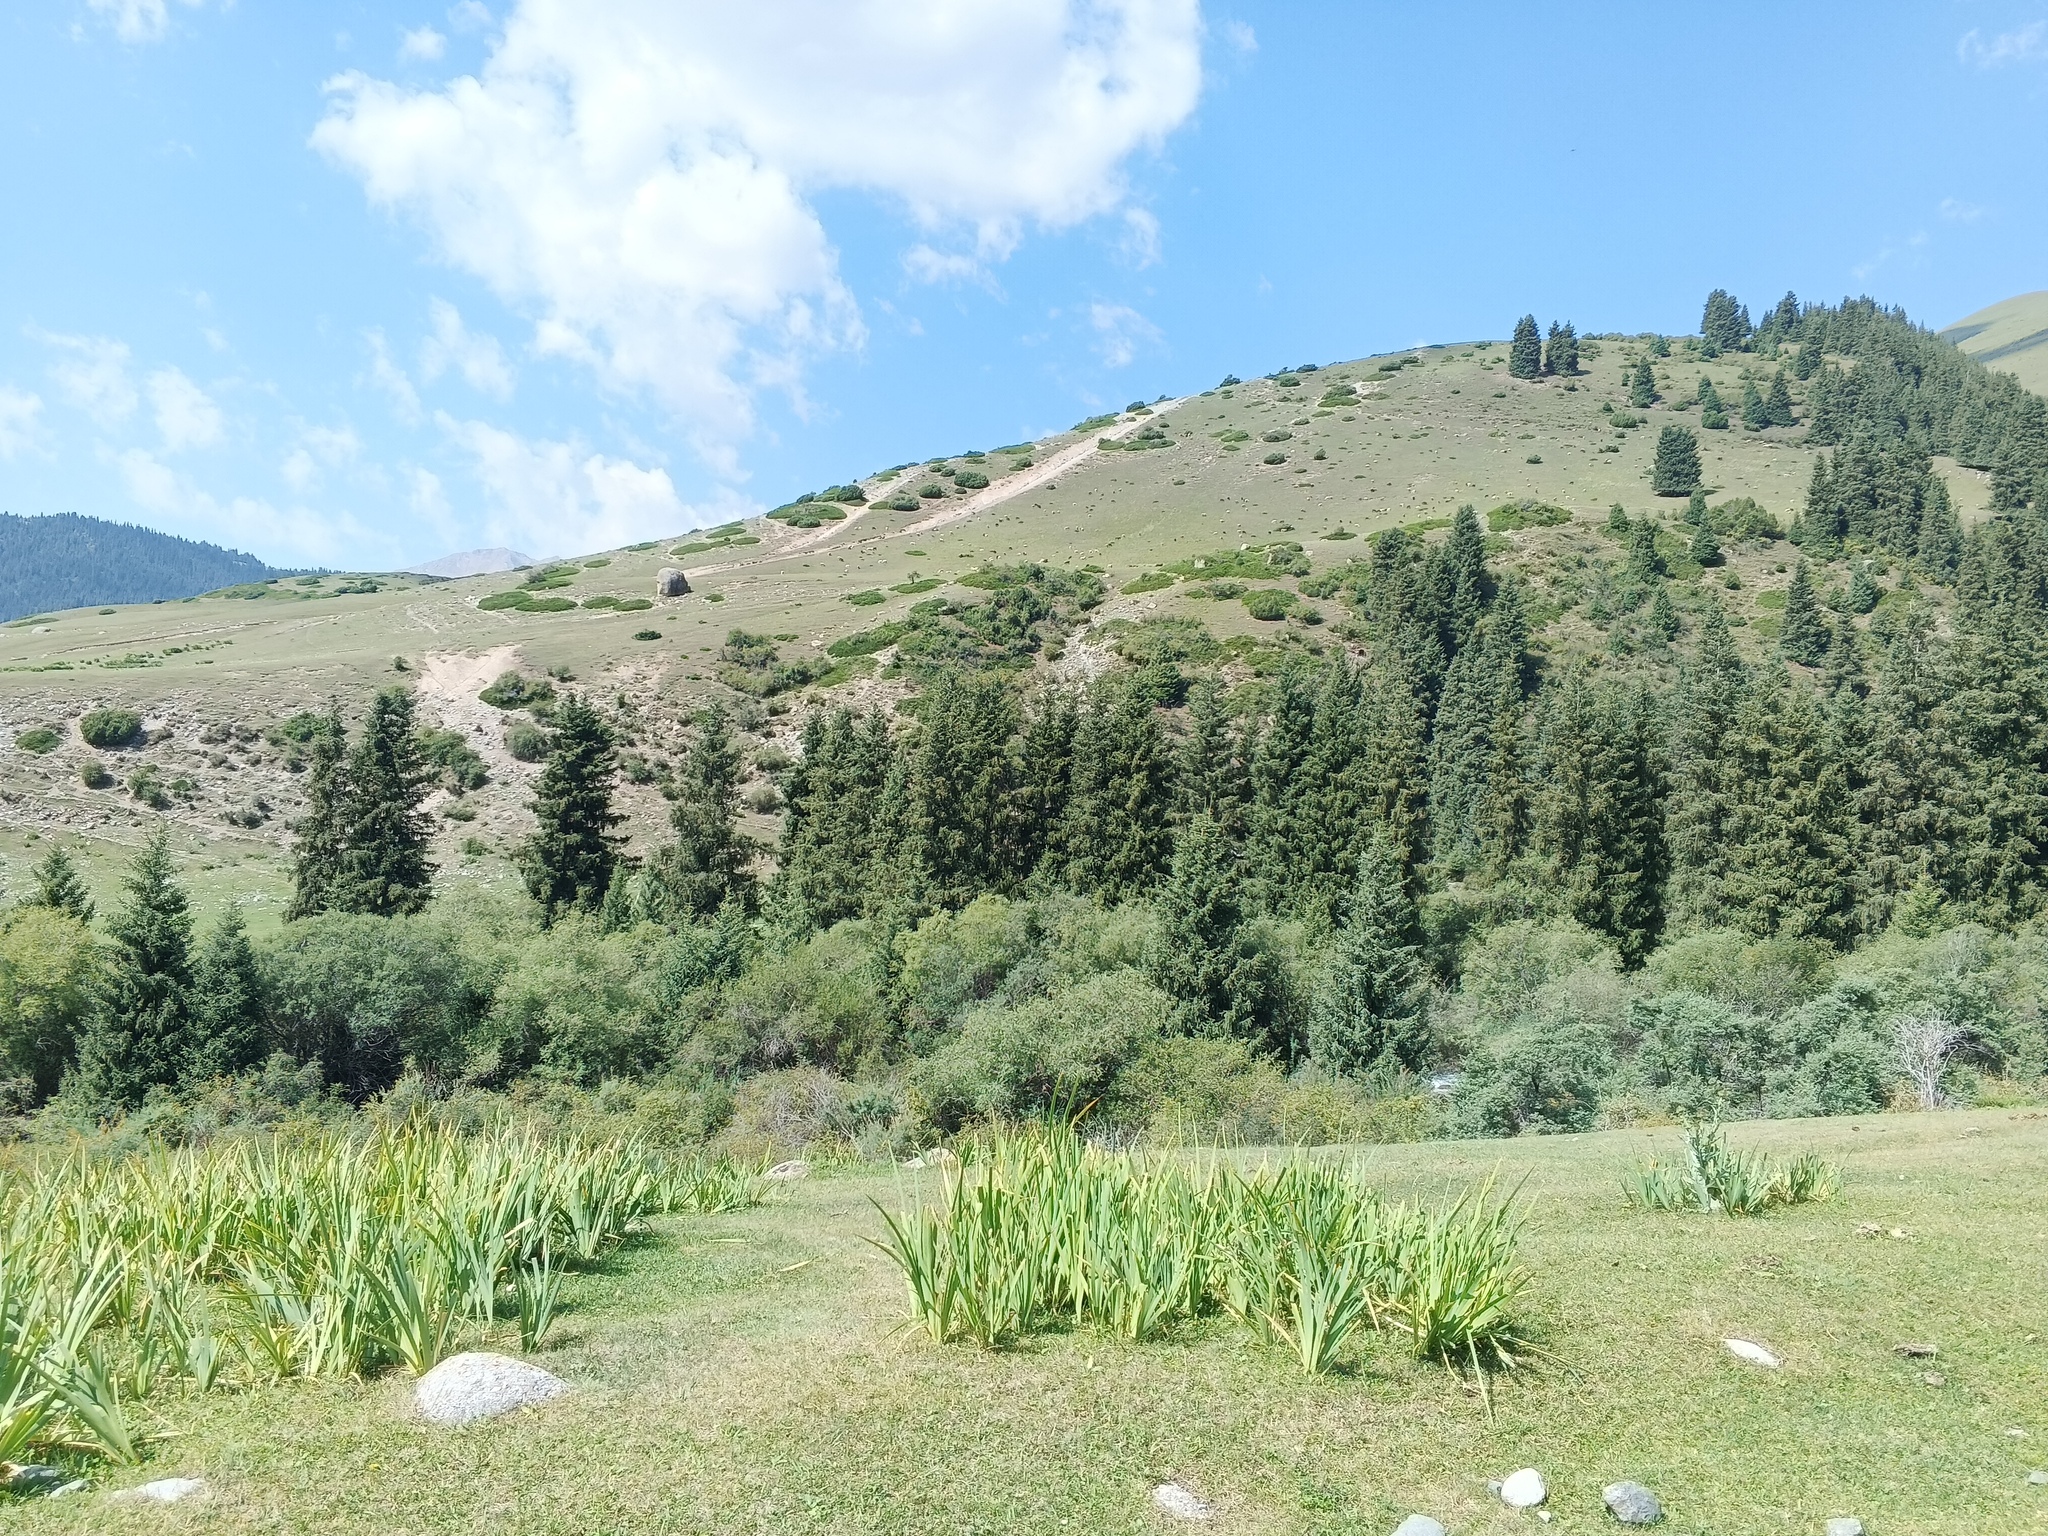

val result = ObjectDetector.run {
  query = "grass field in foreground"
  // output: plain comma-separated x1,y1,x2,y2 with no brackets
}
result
23,1109,2048,1535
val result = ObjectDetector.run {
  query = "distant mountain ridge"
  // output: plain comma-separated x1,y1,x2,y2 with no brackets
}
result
1942,292,2048,398
0,511,284,623
404,547,535,579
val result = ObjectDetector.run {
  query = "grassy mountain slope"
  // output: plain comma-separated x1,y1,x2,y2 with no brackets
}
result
0,511,285,623
0,336,2002,916
1942,290,2048,396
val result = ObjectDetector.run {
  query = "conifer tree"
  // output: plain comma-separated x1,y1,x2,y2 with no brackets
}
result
1650,584,1679,641
1846,562,1880,615
285,702,348,920
1308,830,1429,1077
1651,426,1702,496
1014,687,1078,876
1684,486,1708,525
1148,813,1250,1030
1915,478,1963,579
909,672,1018,905
1628,359,1658,409
657,702,756,919
73,830,192,1109
1794,333,1823,379
1475,660,1531,878
1700,289,1751,355
1508,314,1542,379
1780,563,1830,666
1689,519,1722,566
1543,321,1578,377
183,907,266,1083
1799,454,1843,559
1666,603,1748,928
26,846,93,923
1174,676,1247,837
333,689,436,917
1764,369,1796,427
518,694,623,923
1056,681,1172,901
1536,675,1667,966
1625,519,1665,583
597,862,642,933
1741,378,1769,431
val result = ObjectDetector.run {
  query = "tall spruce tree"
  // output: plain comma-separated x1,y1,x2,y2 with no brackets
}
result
1628,359,1658,409
1651,426,1702,496
73,830,192,1109
1700,289,1751,355
1014,688,1078,878
26,846,93,923
657,702,756,919
1058,681,1173,902
518,694,623,923
1536,674,1667,966
910,671,1019,905
285,702,348,920
1780,562,1830,666
1764,370,1796,427
1508,314,1543,379
1149,812,1248,1030
1308,830,1429,1077
333,689,436,917
1543,321,1578,377
182,907,266,1083
1740,377,1769,431
1174,675,1248,837
1666,602,1749,928
1720,671,1861,944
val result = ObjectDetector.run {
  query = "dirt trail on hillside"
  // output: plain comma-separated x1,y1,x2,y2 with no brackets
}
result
418,644,529,781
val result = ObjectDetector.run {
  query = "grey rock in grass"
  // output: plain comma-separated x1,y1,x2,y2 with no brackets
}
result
4,1465,66,1495
1723,1337,1780,1368
1824,1519,1863,1536
766,1159,810,1181
2029,1469,2048,1485
655,567,690,598
1392,1517,1448,1536
1603,1481,1663,1524
112,1477,207,1504
1499,1467,1546,1507
415,1352,568,1426
1151,1482,1211,1520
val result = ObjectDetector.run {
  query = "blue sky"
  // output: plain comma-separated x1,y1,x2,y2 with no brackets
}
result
2,1,2046,569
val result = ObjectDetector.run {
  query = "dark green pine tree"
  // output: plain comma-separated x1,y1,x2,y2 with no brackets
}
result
1915,477,1963,579
597,861,642,933
1798,453,1843,559
1543,321,1578,377
1684,485,1708,525
656,702,756,919
1666,602,1749,929
1148,813,1250,1032
1308,829,1429,1078
1764,370,1796,427
1474,658,1532,879
1720,671,1861,945
1243,663,1319,910
1700,289,1751,355
1651,426,1702,496
182,907,266,1083
285,702,348,920
26,846,94,922
1057,681,1172,901
1427,634,1497,873
1689,518,1722,566
1628,359,1658,409
333,688,436,917
518,694,624,923
1013,687,1077,879
1740,378,1769,431
1536,673,1667,967
1780,562,1830,666
1649,584,1679,641
908,671,1018,906
1364,655,1432,902
72,830,193,1109
1508,314,1543,379
1793,330,1824,379
1625,518,1665,583
1174,675,1248,837
1846,562,1880,615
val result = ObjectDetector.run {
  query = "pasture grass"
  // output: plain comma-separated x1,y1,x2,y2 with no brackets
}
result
16,1108,2048,1533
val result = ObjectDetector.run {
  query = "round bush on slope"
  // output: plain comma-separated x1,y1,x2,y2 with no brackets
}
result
79,709,143,749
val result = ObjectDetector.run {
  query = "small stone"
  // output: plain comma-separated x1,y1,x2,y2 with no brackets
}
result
1391,1518,1447,1536
2010,1428,2030,1439
1824,1519,1863,1536
1923,1371,1946,1387
900,1155,925,1169
1500,1467,1547,1508
3,1464,65,1495
1893,1342,1937,1358
415,1352,569,1426
2028,1469,2048,1485
1602,1480,1663,1524
112,1477,207,1505
1152,1482,1211,1521
1723,1337,1780,1368
766,1160,810,1181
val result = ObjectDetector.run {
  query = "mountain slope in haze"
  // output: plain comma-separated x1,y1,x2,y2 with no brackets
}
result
0,511,283,622
1942,291,2048,396
405,547,536,579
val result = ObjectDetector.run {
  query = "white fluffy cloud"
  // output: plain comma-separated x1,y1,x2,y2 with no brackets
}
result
147,366,224,450
85,0,207,44
419,299,516,398
114,447,376,566
0,387,47,459
37,330,138,426
314,0,1202,469
1090,301,1161,368
439,412,731,553
400,25,447,61
1959,21,2048,66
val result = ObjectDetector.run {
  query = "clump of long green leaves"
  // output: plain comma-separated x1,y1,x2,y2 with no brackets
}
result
0,1127,757,1466
1625,1122,1839,1216
871,1129,1530,1377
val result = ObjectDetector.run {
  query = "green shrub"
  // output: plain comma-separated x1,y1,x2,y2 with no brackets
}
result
1452,1019,1614,1135
1120,572,1174,596
1261,429,1292,442
13,727,59,754
506,721,550,762
955,470,990,490
581,594,621,609
79,708,143,748
1487,500,1571,532
260,913,474,1093
127,764,170,809
633,629,662,641
479,672,556,710
80,759,113,789
417,727,489,792
1242,588,1297,621
844,590,887,607
892,578,942,594
828,622,912,658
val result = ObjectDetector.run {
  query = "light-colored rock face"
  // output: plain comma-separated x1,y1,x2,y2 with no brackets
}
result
1499,1468,1546,1508
112,1477,207,1504
765,1159,810,1180
415,1352,569,1426
1824,1519,1864,1536
1391,1517,1448,1536
1723,1337,1781,1368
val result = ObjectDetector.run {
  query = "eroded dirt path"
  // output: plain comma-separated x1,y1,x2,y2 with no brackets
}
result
417,644,528,780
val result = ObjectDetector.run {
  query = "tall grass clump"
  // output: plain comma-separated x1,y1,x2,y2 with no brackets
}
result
1624,1121,1839,1215
871,1129,1530,1377
0,1128,760,1467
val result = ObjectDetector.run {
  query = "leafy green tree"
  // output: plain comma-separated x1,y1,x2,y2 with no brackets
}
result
285,702,348,920
0,906,98,1102
1628,359,1658,409
334,689,436,917
519,694,624,923
1651,425,1702,496
1780,563,1829,666
1508,314,1542,379
1543,321,1578,377
655,703,756,919
72,830,192,1109
183,907,266,1083
1308,830,1429,1077
25,846,93,923
1764,370,1796,427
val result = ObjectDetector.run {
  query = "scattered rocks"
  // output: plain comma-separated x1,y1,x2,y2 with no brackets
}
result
655,567,690,597
1893,1342,1937,1358
1392,1518,1448,1536
415,1352,569,1426
1723,1338,1781,1368
766,1160,810,1181
2029,1470,2048,1486
1824,1519,1864,1536
111,1477,207,1505
1499,1468,1547,1508
1602,1480,1663,1524
1152,1482,1211,1520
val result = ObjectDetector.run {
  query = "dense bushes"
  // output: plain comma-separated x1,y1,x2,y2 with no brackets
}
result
79,708,143,748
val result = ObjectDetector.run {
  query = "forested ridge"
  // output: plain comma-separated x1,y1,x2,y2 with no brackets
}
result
6,291,2047,1151
0,511,282,622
